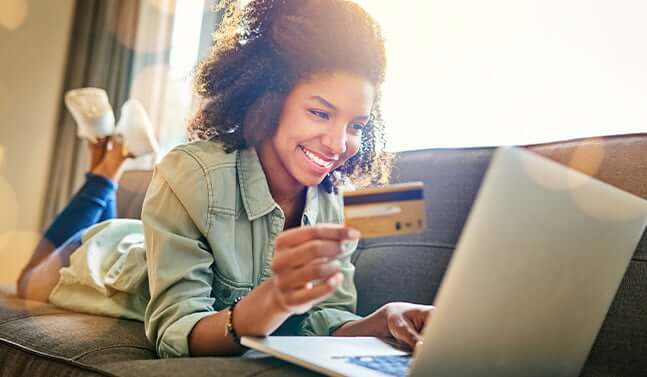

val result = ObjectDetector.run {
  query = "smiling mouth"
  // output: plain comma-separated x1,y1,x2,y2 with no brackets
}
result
299,145,335,169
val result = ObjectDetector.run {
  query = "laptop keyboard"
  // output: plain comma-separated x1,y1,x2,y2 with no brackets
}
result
343,355,412,377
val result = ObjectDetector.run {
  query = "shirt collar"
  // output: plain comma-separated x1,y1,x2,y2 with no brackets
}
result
237,147,322,224
302,185,320,225
237,147,278,221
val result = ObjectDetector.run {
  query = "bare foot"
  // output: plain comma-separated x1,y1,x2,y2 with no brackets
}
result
91,136,133,182
88,137,109,171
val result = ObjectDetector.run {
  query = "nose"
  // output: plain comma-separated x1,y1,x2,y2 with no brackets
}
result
321,121,347,155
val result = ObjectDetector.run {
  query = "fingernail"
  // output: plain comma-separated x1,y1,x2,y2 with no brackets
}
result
347,228,360,239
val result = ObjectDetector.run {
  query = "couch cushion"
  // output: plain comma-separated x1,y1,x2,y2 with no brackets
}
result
0,286,320,377
98,358,321,377
528,133,647,200
0,343,110,377
354,145,496,315
580,259,647,376
354,133,647,377
353,244,453,317
0,285,155,376
355,133,647,309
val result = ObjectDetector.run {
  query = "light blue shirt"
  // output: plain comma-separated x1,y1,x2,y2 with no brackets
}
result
50,141,361,358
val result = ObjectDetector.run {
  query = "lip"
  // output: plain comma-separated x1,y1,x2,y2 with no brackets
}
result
300,145,337,162
299,145,336,174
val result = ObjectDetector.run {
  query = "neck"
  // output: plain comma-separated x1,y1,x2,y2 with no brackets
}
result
255,142,306,206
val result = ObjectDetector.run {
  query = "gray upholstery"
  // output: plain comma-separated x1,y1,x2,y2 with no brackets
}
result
1,134,646,376
0,286,317,376
354,140,647,377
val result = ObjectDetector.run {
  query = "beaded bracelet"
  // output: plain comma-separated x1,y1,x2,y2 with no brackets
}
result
225,296,243,345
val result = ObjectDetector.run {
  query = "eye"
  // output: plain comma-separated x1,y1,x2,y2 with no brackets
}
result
349,122,365,132
309,109,330,120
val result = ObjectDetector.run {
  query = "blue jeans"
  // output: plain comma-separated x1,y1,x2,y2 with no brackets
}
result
43,173,118,248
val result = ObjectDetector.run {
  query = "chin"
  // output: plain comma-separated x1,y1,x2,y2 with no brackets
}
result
297,173,327,187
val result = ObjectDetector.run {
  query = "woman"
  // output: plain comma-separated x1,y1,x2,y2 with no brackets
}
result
18,0,434,358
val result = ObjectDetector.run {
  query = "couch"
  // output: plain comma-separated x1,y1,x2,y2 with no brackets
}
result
1,134,645,377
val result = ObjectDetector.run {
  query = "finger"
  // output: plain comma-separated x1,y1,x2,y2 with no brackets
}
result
273,240,343,272
412,307,435,332
420,307,434,331
283,272,344,310
274,224,360,250
405,309,426,332
276,260,342,291
390,318,422,350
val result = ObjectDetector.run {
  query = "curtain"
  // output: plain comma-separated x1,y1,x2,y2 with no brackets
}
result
41,0,176,229
41,0,139,228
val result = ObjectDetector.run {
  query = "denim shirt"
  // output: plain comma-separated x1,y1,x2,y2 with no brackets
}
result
50,141,361,358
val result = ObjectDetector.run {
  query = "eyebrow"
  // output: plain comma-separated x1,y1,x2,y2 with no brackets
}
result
309,95,370,121
310,96,337,111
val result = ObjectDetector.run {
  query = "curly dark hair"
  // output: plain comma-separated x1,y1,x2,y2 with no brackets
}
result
189,0,392,191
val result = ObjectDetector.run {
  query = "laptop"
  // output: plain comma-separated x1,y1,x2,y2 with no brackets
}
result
242,146,647,377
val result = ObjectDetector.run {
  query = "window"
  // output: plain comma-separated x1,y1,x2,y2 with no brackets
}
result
157,0,205,156
356,0,647,151
125,0,211,167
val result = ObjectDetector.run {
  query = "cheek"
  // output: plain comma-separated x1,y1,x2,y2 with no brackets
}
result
277,114,316,144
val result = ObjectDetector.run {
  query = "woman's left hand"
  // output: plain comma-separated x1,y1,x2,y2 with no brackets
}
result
333,302,435,351
380,302,435,350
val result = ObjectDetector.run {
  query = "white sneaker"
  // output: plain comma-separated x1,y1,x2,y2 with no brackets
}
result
64,88,115,143
114,99,159,157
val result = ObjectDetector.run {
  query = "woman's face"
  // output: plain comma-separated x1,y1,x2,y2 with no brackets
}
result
262,71,375,192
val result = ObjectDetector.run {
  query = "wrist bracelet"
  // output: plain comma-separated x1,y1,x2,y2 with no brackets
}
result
225,296,243,345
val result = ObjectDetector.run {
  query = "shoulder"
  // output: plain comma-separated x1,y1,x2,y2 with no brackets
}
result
150,141,241,220
154,141,238,187
158,141,236,174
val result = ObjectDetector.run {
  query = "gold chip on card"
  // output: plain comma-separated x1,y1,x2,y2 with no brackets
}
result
342,182,426,238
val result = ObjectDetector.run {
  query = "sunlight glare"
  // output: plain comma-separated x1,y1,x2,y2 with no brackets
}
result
0,0,28,30
354,0,647,152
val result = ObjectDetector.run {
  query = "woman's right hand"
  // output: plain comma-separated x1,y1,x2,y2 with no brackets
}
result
270,224,360,315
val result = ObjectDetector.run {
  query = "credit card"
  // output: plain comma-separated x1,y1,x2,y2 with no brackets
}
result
342,182,426,238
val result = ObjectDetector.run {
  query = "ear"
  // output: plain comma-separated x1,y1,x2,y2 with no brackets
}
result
242,91,285,146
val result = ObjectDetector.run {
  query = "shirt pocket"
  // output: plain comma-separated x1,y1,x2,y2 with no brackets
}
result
207,210,255,286
211,268,253,311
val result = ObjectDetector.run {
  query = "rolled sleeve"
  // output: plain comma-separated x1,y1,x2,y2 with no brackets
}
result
142,149,216,358
299,241,363,336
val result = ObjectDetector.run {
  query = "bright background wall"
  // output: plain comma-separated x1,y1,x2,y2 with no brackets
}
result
355,0,647,151
0,0,76,282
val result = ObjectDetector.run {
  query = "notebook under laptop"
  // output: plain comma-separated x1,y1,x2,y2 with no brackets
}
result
242,146,647,377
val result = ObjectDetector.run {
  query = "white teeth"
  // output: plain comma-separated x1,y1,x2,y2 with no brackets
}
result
301,146,333,168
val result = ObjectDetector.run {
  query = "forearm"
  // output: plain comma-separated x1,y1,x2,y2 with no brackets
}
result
332,305,389,338
189,278,291,356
